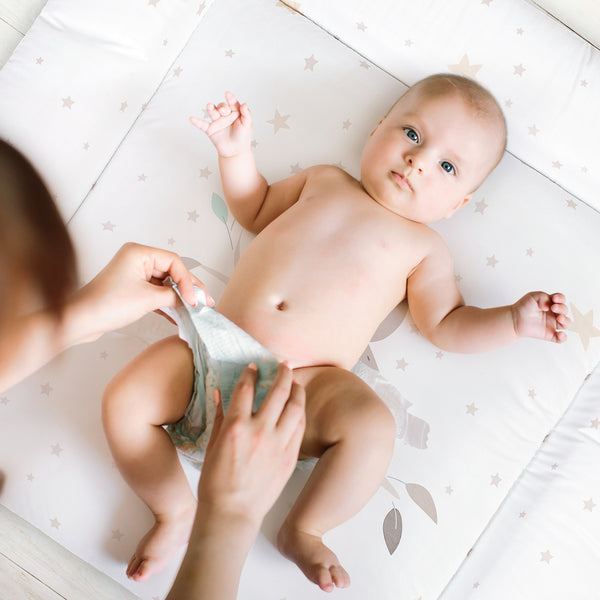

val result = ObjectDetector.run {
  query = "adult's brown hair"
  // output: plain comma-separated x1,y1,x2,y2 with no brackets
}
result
0,139,77,329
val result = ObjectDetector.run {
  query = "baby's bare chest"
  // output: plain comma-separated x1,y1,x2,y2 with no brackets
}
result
249,186,425,300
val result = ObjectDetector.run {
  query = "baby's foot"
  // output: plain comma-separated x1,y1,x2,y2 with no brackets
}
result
126,503,197,582
277,524,351,592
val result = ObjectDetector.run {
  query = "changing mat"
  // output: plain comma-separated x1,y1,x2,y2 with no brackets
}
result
1,0,599,599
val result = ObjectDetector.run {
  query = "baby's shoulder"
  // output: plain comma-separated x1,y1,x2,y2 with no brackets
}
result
303,164,353,183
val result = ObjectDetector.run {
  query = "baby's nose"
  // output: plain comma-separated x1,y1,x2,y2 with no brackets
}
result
407,156,423,174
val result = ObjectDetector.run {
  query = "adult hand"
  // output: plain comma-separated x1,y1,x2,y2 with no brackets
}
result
166,362,305,600
70,242,213,344
198,362,306,525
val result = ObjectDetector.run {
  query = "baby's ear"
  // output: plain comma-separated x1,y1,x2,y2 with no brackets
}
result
369,117,386,137
445,194,471,219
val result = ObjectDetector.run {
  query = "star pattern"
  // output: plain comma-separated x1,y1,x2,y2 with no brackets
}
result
304,55,318,71
490,473,502,487
513,63,526,76
62,96,75,109
569,304,600,351
51,443,64,457
583,498,596,512
474,198,488,214
466,403,479,416
486,255,499,268
396,358,409,371
540,550,553,564
267,109,291,134
40,383,53,396
448,54,482,78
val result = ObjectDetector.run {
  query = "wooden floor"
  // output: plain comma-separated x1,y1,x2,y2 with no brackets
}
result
0,505,137,600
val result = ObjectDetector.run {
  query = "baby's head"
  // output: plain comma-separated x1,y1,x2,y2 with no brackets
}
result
360,74,506,223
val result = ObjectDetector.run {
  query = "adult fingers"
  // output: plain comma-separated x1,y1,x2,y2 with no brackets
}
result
256,362,294,427
277,381,306,444
226,364,259,421
205,389,225,456
147,248,213,306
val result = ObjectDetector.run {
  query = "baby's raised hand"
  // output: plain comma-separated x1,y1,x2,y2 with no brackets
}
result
190,91,252,158
512,292,570,343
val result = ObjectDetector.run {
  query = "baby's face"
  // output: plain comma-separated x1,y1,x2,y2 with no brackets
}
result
360,88,502,223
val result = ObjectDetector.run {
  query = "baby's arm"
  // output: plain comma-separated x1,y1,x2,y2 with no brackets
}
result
191,92,309,234
407,235,570,353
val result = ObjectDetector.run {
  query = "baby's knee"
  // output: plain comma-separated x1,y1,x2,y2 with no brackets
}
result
102,370,134,430
358,397,396,447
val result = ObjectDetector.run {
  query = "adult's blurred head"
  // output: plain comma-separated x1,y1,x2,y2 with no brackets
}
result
0,139,76,333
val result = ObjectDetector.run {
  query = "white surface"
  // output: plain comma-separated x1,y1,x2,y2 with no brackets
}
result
0,1,599,599
533,0,600,48
289,0,600,212
441,363,600,599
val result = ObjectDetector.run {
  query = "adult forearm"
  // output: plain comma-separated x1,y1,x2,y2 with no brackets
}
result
429,304,519,353
0,296,92,393
218,149,269,229
166,511,260,600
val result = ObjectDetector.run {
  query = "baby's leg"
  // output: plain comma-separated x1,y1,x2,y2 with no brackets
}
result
277,366,396,592
102,335,195,582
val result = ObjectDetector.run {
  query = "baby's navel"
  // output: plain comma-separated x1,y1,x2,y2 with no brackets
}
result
276,300,288,311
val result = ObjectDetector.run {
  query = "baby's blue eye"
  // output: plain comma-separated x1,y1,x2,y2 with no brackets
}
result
404,128,419,143
441,161,456,175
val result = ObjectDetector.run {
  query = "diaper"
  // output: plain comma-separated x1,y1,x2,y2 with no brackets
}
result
162,286,280,465
163,285,430,467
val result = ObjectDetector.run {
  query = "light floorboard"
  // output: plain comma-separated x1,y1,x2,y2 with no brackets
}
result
0,505,138,600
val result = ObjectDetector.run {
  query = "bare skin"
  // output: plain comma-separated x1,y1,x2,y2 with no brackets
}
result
104,82,571,590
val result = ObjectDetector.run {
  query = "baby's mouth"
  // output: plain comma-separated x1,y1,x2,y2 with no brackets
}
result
391,171,413,192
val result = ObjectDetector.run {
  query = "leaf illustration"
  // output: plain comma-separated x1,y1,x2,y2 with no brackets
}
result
211,192,229,224
181,257,229,285
381,477,401,499
234,229,243,265
212,193,233,248
181,257,201,270
383,507,402,555
406,483,438,524
370,301,409,342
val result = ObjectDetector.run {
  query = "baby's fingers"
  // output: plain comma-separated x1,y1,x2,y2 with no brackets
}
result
189,116,210,132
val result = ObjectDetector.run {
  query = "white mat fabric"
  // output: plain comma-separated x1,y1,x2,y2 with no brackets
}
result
1,1,600,599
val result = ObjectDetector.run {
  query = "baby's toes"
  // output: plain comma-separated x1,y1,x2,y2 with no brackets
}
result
331,565,351,589
315,566,335,592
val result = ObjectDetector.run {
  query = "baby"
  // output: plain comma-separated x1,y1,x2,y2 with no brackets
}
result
102,74,570,592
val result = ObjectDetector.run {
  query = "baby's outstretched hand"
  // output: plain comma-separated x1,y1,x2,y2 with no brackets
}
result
190,91,252,158
512,292,570,343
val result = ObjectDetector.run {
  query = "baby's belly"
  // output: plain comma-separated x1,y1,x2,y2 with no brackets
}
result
216,292,363,369
215,272,382,370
